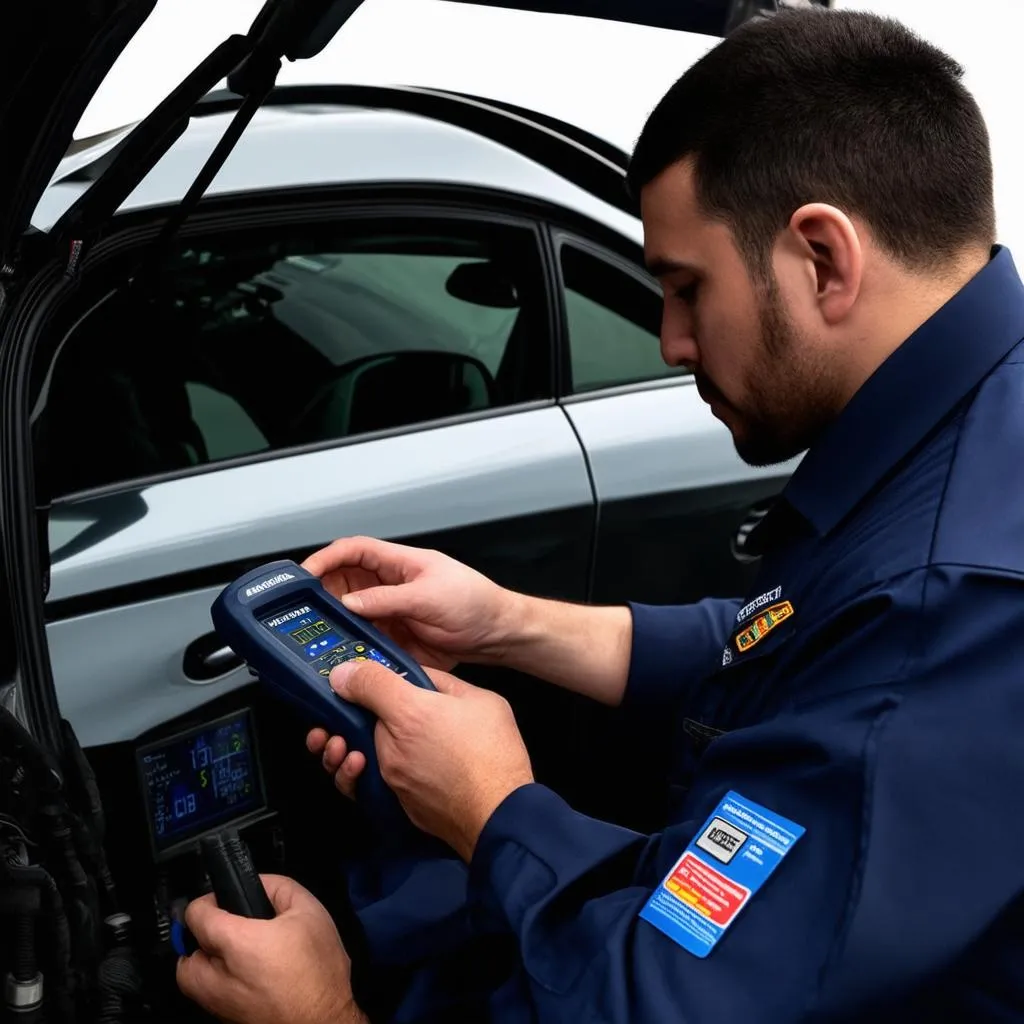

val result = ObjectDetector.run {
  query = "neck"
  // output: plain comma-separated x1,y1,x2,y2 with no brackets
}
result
838,247,991,407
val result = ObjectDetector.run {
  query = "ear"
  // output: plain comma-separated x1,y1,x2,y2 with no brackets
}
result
782,203,864,325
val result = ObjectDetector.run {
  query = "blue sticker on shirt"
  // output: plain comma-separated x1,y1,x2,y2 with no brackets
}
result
639,791,805,958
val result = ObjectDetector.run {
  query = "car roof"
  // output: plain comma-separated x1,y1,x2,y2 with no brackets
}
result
33,91,644,244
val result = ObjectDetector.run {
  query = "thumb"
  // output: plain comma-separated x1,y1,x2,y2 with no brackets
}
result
342,582,422,619
257,873,311,914
330,660,412,721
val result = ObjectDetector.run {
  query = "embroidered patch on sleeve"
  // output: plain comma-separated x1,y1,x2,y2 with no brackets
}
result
734,600,793,653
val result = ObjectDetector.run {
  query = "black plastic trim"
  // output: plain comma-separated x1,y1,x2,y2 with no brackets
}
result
60,82,636,217
421,87,629,169
0,256,74,752
561,374,696,403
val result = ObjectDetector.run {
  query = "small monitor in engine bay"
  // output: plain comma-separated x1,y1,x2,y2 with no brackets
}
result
136,707,268,859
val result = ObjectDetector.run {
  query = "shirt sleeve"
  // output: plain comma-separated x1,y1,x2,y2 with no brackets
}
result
623,598,742,711
466,566,1024,1022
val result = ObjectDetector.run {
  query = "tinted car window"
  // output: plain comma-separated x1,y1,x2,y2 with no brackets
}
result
559,241,689,394
46,216,550,497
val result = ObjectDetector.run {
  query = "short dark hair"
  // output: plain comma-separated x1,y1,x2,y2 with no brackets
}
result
627,8,996,276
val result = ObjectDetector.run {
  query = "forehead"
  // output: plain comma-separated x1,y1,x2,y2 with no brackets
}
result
639,160,732,276
640,159,701,222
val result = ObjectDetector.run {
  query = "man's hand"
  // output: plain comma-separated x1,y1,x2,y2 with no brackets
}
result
301,536,525,671
176,874,367,1024
320,661,535,861
302,536,635,707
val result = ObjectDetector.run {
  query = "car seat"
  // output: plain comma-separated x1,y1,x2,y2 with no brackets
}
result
45,306,210,496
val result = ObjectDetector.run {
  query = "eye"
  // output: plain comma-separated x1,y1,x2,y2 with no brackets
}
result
674,281,699,304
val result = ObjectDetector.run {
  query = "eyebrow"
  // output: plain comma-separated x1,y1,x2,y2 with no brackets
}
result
644,255,697,278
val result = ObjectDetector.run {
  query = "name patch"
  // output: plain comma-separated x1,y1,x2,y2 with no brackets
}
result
735,586,782,624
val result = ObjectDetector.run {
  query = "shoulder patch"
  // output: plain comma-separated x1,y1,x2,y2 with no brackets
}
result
639,791,805,958
734,600,793,653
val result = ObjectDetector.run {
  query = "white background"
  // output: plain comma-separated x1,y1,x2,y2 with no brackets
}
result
74,1,1024,252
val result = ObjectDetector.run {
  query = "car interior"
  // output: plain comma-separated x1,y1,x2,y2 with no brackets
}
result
43,219,549,499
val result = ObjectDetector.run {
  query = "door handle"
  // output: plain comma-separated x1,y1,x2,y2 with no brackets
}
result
183,631,244,683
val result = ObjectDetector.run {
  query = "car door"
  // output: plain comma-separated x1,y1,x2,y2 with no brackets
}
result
41,201,594,785
549,229,798,827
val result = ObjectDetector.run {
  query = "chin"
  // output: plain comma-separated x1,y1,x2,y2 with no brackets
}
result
732,432,803,468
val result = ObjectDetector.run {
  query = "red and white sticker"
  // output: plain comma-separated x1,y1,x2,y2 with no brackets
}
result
662,851,751,929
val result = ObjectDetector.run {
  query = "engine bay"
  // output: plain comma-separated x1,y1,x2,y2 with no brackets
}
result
0,680,383,1023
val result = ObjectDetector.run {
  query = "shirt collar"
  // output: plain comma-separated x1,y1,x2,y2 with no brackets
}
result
755,246,1024,547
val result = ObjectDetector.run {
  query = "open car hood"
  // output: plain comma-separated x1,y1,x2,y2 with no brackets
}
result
0,0,384,269
0,0,827,267
0,0,158,267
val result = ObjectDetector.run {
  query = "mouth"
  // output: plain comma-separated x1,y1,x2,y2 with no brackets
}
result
694,374,736,428
694,373,723,408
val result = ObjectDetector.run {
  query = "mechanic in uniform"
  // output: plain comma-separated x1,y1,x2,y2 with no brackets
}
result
175,8,1024,1023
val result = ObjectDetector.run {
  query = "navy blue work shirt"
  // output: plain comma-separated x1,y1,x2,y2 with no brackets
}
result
351,246,1024,1022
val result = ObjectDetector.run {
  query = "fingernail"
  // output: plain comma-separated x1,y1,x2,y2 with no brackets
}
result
329,662,356,692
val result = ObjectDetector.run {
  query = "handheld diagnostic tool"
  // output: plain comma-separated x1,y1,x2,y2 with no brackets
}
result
210,559,436,818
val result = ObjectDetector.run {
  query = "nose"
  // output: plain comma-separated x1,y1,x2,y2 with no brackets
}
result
660,303,699,369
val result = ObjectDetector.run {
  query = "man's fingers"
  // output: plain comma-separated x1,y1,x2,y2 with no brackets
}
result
339,582,424,619
301,536,422,585
184,895,235,956
333,750,365,798
307,727,328,754
176,948,230,1003
330,661,412,720
321,734,349,770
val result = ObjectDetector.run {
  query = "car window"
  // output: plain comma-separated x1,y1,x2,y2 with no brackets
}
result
45,215,551,497
559,240,689,394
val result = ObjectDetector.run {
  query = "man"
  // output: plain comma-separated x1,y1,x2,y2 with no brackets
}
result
177,7,1024,1022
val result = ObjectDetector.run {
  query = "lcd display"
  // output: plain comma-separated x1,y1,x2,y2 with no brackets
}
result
137,708,267,855
260,602,399,677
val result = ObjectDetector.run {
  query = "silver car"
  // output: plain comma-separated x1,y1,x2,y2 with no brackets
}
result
0,3,814,1018
38,80,796,765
